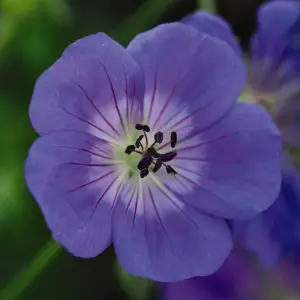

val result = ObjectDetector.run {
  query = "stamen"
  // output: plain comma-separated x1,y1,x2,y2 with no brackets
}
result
135,135,144,148
125,145,136,155
147,147,160,158
134,150,144,155
166,165,177,175
171,132,177,148
154,131,163,144
143,127,149,148
125,126,179,178
160,151,177,162
140,168,149,178
143,125,150,132
135,124,144,130
153,157,163,173
137,156,153,170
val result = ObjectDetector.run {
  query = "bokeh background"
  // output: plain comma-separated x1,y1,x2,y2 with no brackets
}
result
0,0,282,299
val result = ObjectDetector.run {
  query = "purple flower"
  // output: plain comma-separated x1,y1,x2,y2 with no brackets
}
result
233,166,300,266
161,251,261,300
182,10,241,56
183,2,300,147
249,1,300,146
25,22,281,281
275,247,300,295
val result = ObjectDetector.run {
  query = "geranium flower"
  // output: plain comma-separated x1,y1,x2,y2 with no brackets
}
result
25,22,281,281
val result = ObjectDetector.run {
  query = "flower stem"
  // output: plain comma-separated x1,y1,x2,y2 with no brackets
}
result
0,240,61,300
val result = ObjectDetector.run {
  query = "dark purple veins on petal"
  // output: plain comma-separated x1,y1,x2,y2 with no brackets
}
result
137,156,153,170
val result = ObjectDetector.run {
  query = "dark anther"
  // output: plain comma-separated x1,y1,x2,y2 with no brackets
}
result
135,135,144,148
166,165,177,175
140,168,149,178
160,151,177,162
143,125,150,132
153,157,163,173
125,145,136,155
135,124,144,130
137,156,153,170
154,131,163,144
127,126,179,178
147,147,160,158
171,131,177,148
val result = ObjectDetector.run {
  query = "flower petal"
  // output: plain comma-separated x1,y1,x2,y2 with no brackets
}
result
182,10,241,55
127,23,246,135
233,170,300,265
172,102,281,220
112,177,232,282
257,1,300,41
243,214,281,266
250,1,300,92
30,33,144,141
162,251,259,300
25,131,122,257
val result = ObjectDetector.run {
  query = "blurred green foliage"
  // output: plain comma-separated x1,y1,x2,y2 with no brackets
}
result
115,262,154,300
199,0,216,13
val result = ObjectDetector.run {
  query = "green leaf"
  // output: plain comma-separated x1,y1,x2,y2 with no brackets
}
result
115,261,154,300
110,0,182,45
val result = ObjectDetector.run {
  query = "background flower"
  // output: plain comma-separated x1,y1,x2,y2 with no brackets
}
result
183,2,300,148
233,159,300,266
249,0,300,147
161,251,261,300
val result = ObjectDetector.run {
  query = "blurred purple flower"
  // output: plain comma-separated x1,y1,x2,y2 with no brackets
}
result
161,251,261,300
275,247,300,295
249,1,300,146
25,23,281,281
183,1,300,146
233,164,300,265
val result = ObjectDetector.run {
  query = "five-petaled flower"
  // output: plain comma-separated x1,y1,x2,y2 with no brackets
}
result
25,22,281,282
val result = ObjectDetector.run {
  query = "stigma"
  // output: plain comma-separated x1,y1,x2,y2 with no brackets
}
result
124,124,178,179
